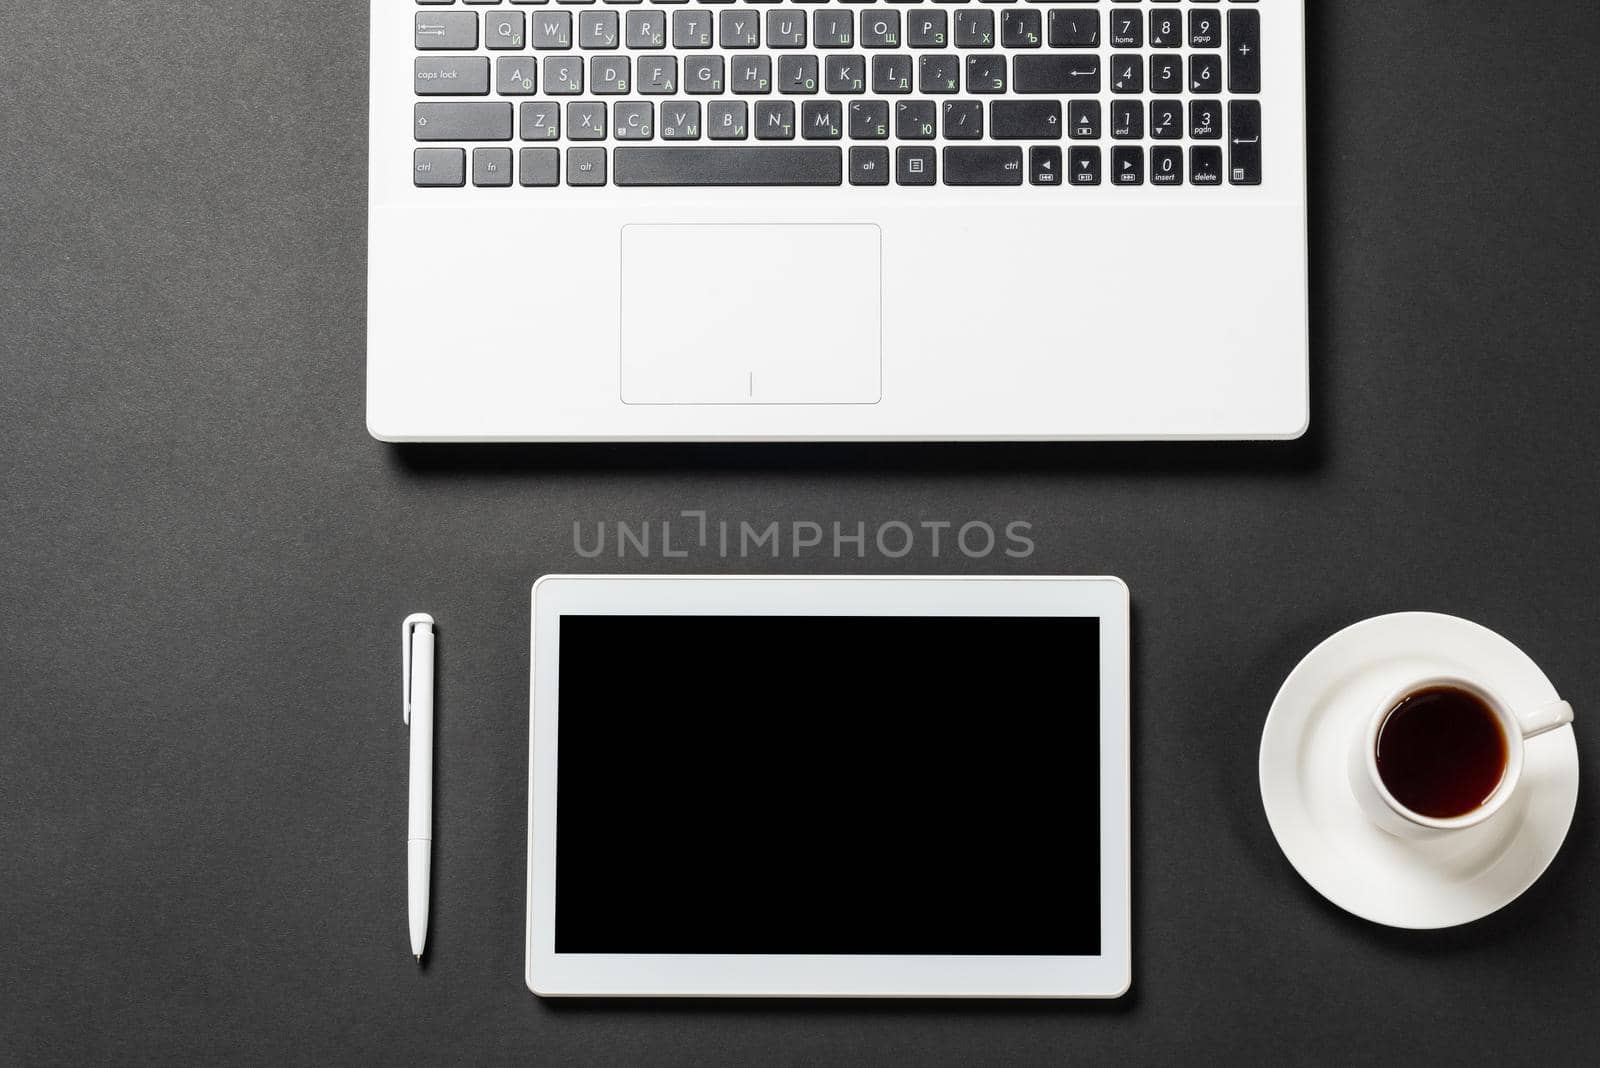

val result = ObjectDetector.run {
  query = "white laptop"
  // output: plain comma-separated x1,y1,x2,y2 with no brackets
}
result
526,575,1131,997
369,2,1307,442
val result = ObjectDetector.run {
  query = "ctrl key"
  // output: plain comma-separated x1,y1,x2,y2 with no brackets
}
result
413,148,465,188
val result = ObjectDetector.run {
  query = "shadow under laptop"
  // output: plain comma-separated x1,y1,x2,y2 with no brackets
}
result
388,432,1326,482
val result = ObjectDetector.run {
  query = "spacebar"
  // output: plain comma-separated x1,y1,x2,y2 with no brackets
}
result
613,148,842,187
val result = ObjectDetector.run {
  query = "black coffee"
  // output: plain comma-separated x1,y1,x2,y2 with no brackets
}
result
1375,685,1508,819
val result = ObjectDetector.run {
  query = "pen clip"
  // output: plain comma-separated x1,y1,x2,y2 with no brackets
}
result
402,613,435,726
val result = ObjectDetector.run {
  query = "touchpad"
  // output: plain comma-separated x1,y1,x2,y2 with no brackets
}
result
621,224,882,405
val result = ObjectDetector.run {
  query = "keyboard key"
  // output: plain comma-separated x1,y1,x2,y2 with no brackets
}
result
895,100,937,138
1013,55,1099,94
1189,8,1221,49
965,54,1007,93
801,100,843,138
1111,145,1143,186
661,101,701,139
614,101,654,140
413,148,465,187
686,55,726,93
942,100,984,139
1190,99,1221,139
755,99,795,138
486,11,527,49
907,12,948,49
849,145,891,186
872,55,914,94
473,147,514,187
544,56,584,94
1190,54,1222,94
1067,99,1099,139
613,146,843,184
1148,8,1181,48
496,57,538,96
707,100,748,139
719,10,758,48
778,54,819,94
520,101,561,141
591,56,631,94
634,56,676,94
1001,10,1041,49
415,12,478,51
989,100,1061,139
896,146,936,185
728,55,769,93
1189,145,1223,186
673,9,714,47
567,147,607,186
580,10,620,49
1109,8,1142,48
862,11,903,48
943,146,1023,186
1108,54,1142,94
568,102,607,139
414,103,514,141
628,10,668,48
1149,100,1182,140
814,9,854,47
1229,9,1261,93
415,57,490,96
1110,100,1143,139
848,100,889,138
1228,99,1262,185
1150,144,1183,186
1149,54,1182,94
1029,145,1061,186
1046,9,1099,48
519,147,560,187
825,54,867,93
919,54,961,93
954,11,994,49
767,10,807,47
531,12,572,49
1068,146,1100,186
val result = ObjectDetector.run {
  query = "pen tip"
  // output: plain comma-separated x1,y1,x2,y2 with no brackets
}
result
415,954,423,965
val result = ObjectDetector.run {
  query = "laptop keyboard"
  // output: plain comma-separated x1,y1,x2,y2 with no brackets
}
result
411,0,1264,188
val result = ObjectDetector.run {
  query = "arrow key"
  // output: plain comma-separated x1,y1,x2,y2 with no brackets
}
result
1029,145,1061,186
1069,146,1101,187
1112,146,1143,187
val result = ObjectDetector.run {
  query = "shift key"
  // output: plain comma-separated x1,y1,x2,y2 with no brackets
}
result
414,103,514,142
990,101,1062,140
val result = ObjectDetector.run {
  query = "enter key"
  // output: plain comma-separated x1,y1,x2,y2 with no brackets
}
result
1228,100,1261,186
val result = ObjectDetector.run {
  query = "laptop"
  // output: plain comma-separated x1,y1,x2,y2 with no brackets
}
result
370,2,1307,442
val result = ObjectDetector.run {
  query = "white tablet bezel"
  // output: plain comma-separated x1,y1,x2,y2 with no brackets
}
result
526,575,1131,998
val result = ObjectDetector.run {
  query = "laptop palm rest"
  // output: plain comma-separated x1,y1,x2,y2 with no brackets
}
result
620,224,882,405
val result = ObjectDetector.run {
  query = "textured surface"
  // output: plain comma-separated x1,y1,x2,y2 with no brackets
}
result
2,2,1599,1064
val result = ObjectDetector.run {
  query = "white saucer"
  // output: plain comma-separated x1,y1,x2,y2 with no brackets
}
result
1259,612,1579,929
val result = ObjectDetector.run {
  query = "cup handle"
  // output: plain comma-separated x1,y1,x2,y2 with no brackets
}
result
1516,699,1574,740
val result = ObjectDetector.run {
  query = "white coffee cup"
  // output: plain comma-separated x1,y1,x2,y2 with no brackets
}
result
1348,675,1574,839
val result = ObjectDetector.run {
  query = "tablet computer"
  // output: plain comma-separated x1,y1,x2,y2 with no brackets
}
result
526,575,1131,998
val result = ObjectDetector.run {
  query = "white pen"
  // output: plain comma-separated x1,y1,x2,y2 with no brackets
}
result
403,614,436,965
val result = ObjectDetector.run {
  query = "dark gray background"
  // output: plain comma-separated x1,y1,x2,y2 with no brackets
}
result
3,2,1598,1064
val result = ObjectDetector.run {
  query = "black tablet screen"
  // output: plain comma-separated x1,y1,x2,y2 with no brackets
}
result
555,614,1102,955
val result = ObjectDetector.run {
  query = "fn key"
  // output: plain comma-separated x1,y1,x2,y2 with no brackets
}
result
1229,100,1261,185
